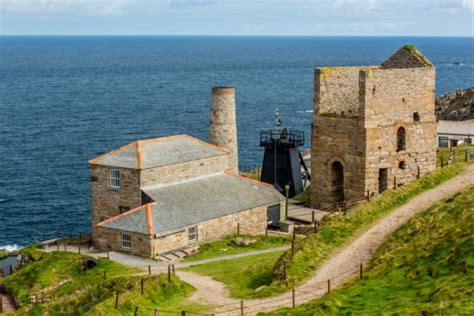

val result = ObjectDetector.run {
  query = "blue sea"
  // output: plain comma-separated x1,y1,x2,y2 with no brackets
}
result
1,36,473,247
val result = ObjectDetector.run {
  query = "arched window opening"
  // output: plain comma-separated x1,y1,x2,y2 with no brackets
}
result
396,127,406,152
331,161,344,202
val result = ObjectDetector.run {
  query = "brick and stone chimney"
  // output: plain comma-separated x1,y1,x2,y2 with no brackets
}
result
209,86,238,172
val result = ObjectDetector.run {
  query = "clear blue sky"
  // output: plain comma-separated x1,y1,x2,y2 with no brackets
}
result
1,0,473,36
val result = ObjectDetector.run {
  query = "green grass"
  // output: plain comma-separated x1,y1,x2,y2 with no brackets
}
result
436,144,473,167
293,187,310,204
266,162,467,296
184,251,284,299
0,249,8,259
183,234,291,262
264,185,474,315
4,251,204,315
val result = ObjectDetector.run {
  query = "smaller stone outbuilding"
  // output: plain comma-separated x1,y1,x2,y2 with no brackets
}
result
96,171,283,257
437,119,474,148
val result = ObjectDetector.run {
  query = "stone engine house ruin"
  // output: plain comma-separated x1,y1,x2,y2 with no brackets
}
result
310,45,437,208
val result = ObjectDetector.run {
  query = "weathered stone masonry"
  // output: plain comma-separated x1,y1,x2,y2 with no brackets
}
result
311,46,437,209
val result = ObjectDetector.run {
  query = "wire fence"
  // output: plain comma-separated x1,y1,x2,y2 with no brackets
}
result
19,259,469,316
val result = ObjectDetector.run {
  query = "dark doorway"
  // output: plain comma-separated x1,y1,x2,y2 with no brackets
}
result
379,168,388,193
267,204,281,227
331,161,344,202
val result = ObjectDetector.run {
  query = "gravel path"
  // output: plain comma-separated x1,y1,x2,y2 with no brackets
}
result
180,165,474,315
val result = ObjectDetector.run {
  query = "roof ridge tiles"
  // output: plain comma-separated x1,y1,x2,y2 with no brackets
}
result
97,202,157,227
88,141,136,165
223,169,275,188
182,134,230,154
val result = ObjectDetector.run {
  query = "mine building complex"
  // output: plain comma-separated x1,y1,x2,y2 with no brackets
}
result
89,45,438,257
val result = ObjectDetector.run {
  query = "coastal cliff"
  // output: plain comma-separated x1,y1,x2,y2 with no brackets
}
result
436,87,474,121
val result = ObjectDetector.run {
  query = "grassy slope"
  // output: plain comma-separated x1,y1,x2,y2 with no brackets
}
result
436,144,473,167
183,234,291,262
184,251,284,299
0,249,8,259
266,163,466,296
3,250,203,315
265,186,474,315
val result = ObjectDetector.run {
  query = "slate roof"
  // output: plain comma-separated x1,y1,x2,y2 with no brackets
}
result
88,134,228,169
438,119,474,136
98,172,283,236
381,45,433,69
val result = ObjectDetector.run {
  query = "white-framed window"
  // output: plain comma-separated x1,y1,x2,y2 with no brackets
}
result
110,168,120,189
188,226,198,243
121,233,131,249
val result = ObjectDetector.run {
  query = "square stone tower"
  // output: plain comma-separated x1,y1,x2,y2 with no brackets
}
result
310,45,437,209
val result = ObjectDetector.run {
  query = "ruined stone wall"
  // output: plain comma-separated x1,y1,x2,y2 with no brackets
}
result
360,67,437,195
140,155,229,187
90,165,141,242
152,204,272,255
315,66,377,115
95,226,153,257
310,116,367,208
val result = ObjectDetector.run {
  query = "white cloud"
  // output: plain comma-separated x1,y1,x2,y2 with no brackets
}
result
0,0,133,16
333,0,378,13
461,0,474,12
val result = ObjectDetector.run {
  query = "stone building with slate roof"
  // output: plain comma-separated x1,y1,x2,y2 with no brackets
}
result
89,134,284,257
311,45,437,209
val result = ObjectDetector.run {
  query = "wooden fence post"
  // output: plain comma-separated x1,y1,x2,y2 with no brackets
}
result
360,263,363,280
441,157,444,168
265,226,268,237
291,229,296,256
141,278,144,295
417,166,420,179
168,265,171,283
393,176,397,189
240,300,244,316
311,210,315,223
106,250,110,259
181,311,186,316
148,265,151,275
327,279,331,294
78,234,82,254
366,190,370,202
134,306,139,316
292,288,295,308
172,264,176,275
237,222,240,235
314,221,318,233
115,290,119,309
9,265,13,275
56,239,59,252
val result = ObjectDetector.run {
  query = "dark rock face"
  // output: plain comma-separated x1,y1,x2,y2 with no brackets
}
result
436,87,474,121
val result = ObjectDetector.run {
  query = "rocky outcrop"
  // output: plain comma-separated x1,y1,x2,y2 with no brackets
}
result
436,87,474,121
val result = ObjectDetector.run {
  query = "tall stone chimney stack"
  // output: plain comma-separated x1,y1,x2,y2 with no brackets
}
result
209,86,238,172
